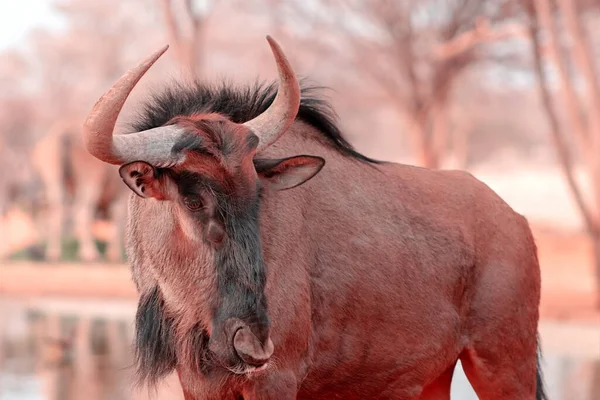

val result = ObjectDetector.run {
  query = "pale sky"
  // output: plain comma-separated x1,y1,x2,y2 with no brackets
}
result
0,0,63,50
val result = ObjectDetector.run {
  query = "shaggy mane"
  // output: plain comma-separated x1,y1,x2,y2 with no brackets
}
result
132,80,381,164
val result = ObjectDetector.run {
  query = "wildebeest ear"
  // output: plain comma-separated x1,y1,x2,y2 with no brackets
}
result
119,161,166,199
254,155,325,191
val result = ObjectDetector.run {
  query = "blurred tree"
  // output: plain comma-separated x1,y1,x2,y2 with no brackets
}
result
14,0,165,262
258,0,525,168
32,0,164,119
0,50,39,258
159,0,215,80
526,0,600,306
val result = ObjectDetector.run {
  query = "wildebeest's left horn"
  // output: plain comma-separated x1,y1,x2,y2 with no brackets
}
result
244,36,301,153
83,45,188,167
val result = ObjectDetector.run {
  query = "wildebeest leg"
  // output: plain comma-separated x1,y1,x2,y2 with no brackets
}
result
0,191,8,259
43,170,65,262
72,172,104,262
417,362,456,400
459,255,540,399
460,342,537,400
32,125,67,262
241,370,298,400
106,191,127,263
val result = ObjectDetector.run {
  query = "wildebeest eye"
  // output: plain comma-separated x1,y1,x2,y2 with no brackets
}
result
184,197,203,211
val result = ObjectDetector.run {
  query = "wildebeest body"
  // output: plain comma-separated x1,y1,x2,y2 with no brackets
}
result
82,38,546,400
243,124,539,399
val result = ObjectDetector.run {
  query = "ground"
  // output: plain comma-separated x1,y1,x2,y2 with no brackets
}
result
534,225,600,323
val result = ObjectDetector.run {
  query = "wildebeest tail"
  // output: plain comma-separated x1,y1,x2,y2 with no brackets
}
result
536,333,548,400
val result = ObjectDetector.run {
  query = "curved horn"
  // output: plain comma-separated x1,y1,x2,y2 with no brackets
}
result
244,36,301,152
83,45,187,167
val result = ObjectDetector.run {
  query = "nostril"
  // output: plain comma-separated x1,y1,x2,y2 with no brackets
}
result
233,327,274,366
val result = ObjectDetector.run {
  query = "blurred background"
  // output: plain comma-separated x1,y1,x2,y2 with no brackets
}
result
0,0,599,399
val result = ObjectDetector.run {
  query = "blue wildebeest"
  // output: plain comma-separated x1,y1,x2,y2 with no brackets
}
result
81,36,547,399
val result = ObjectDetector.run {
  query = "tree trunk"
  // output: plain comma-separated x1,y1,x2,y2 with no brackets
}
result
557,0,600,232
556,0,600,139
160,0,206,80
533,0,593,166
407,110,439,169
431,97,449,168
530,24,596,233
450,115,471,170
592,234,600,307
591,360,600,400
410,119,438,169
530,6,600,308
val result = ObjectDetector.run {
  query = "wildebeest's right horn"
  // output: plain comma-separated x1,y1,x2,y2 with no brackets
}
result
243,36,301,153
82,45,188,167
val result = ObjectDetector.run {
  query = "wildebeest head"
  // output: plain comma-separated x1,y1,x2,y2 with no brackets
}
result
81,37,324,378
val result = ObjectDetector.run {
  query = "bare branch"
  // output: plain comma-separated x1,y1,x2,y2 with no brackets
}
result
435,18,528,60
263,0,517,168
159,0,211,79
160,0,181,47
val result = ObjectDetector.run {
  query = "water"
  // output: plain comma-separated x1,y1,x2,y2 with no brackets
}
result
0,299,598,400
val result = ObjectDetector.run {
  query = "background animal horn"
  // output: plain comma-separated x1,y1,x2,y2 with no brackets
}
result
82,45,170,165
243,36,301,152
